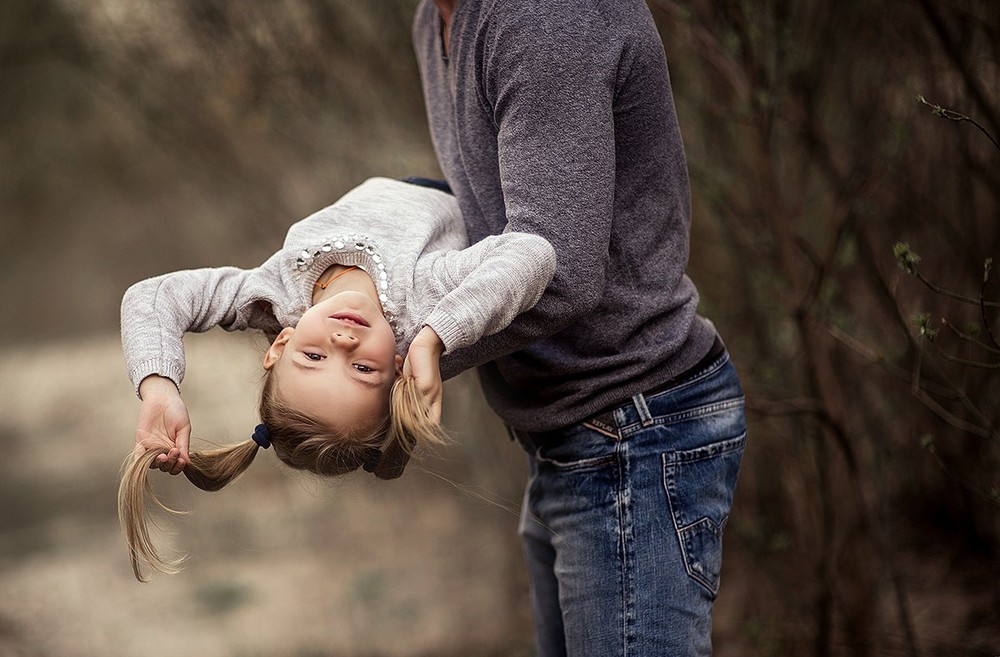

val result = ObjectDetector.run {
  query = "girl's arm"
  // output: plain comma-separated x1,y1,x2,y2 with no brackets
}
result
122,265,262,470
402,232,554,406
417,231,557,358
121,266,260,395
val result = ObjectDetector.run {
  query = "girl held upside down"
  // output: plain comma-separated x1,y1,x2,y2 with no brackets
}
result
118,177,555,581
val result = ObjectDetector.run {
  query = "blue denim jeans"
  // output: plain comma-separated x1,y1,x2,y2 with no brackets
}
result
511,349,746,657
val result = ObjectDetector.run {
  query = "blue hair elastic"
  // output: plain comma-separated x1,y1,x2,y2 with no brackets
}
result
251,423,272,449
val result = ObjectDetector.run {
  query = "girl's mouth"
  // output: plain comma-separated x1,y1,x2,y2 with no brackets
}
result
329,313,370,327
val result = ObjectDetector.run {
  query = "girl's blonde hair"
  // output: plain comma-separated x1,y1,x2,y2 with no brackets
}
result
117,374,444,582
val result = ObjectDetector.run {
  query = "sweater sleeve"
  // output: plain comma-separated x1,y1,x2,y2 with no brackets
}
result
120,266,260,396
438,7,622,377
419,232,556,354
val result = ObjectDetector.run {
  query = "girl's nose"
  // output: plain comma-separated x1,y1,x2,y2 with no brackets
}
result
331,330,359,349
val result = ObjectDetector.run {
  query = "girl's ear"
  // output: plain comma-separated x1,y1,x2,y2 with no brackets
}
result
263,327,294,370
394,354,404,376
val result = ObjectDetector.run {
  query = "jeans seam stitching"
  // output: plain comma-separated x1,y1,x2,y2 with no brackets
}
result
664,432,748,465
617,442,632,657
535,454,617,471
621,397,745,436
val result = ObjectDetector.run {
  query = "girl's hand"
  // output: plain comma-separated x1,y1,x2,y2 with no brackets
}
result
403,326,445,424
135,376,191,475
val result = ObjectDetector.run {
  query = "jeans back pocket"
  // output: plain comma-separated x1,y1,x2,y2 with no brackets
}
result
662,431,746,597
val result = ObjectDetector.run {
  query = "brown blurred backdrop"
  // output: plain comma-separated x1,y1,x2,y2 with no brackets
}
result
1,1,998,656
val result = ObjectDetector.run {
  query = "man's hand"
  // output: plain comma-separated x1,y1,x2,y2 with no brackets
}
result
403,326,445,424
135,375,191,475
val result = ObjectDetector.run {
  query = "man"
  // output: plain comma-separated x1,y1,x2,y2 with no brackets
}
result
414,2,747,655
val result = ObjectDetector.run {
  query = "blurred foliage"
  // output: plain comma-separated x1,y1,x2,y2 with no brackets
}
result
0,0,436,343
196,579,253,615
1,0,998,655
649,0,999,654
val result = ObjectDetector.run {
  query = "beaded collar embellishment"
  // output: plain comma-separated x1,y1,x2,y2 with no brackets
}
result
292,234,400,338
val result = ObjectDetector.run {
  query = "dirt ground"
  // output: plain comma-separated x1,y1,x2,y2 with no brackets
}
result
0,333,540,657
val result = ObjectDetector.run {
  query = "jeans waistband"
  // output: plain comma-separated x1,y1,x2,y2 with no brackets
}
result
583,335,726,435
510,336,727,448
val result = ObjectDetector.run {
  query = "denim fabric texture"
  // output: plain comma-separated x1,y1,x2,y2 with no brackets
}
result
512,350,746,657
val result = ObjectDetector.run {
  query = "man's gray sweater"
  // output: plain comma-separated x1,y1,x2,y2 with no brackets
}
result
413,0,719,430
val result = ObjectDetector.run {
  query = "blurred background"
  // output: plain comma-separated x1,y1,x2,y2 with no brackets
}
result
1,1,997,656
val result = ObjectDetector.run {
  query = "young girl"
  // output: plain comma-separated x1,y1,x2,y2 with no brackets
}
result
119,177,555,581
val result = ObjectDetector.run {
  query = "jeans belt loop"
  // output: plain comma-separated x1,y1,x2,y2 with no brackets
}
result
631,393,655,427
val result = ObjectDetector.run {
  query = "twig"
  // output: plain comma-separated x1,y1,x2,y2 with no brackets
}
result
980,258,999,348
894,244,999,308
916,94,1000,151
940,318,1000,356
910,385,996,439
824,323,961,399
932,351,1000,369
824,324,996,439
922,437,1000,507
913,270,1000,308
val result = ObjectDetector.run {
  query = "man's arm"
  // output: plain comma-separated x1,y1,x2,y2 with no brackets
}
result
439,6,621,377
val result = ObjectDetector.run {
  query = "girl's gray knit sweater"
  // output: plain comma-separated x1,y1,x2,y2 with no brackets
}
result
413,0,719,431
121,177,556,395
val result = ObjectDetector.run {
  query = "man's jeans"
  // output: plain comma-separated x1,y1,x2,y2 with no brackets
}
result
511,350,746,657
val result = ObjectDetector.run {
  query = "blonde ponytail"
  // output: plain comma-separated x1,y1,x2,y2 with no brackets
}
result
117,440,261,582
119,373,447,579
370,375,447,480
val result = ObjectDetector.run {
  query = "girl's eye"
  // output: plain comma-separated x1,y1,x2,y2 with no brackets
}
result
353,364,374,373
304,352,323,361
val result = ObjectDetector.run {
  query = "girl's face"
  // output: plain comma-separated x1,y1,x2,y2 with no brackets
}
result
263,291,402,435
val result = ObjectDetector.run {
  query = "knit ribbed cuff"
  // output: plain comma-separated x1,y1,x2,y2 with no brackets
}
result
424,311,467,354
129,359,184,398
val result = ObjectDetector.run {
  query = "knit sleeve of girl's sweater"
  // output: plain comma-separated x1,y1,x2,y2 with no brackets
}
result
120,266,261,396
418,232,556,354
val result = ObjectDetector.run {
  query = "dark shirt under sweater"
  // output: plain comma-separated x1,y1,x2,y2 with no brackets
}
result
414,0,719,431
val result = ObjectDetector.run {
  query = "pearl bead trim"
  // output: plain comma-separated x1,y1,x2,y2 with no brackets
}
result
292,234,400,337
